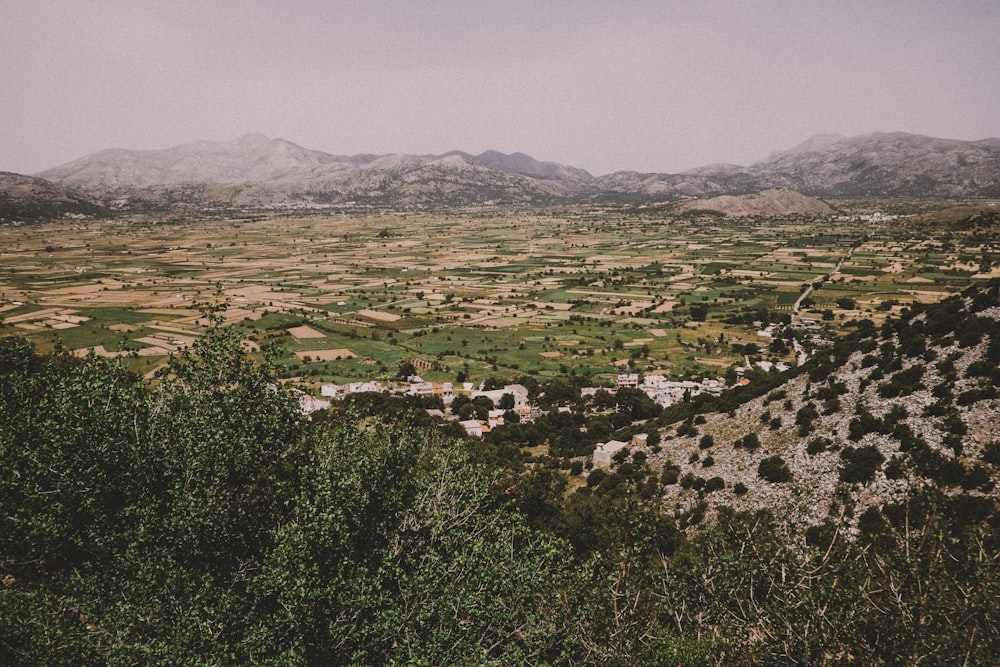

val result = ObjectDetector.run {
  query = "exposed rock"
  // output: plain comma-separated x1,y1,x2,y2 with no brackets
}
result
26,131,1000,212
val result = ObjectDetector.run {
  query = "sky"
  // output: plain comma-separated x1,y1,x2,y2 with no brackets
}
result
2,0,999,176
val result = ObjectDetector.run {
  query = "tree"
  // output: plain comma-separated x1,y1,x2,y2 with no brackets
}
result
472,395,494,421
397,360,417,379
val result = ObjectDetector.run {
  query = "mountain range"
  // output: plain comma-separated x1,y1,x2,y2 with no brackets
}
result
4,131,1000,218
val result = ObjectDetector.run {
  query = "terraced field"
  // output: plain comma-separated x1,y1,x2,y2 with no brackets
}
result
2,204,996,386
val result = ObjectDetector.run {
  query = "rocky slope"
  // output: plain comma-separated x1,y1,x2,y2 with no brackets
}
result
0,172,105,221
742,132,1000,197
671,187,834,217
648,281,1000,536
34,134,593,209
24,131,1000,212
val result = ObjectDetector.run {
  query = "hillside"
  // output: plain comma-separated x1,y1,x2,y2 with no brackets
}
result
2,285,999,664
0,172,105,221
671,187,834,217
22,131,1000,213
34,134,593,209
742,132,1000,197
646,281,1000,535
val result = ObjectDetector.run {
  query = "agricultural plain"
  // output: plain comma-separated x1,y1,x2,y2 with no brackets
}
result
2,203,997,386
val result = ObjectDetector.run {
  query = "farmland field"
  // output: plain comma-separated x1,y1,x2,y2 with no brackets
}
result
2,203,997,387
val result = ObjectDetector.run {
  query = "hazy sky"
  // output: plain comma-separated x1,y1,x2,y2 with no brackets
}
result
3,1,999,176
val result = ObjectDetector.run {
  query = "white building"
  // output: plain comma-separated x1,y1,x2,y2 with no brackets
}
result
617,373,639,388
472,384,530,411
593,433,649,467
593,440,629,467
459,419,484,438
298,393,331,415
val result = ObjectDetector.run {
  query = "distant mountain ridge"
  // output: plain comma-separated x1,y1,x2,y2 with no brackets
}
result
12,131,1000,214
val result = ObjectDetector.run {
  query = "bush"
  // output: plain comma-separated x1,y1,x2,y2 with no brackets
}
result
587,468,607,487
704,477,725,493
661,464,681,485
805,521,837,549
984,441,1000,466
884,456,906,480
758,456,791,483
806,437,831,456
733,482,748,495
737,432,761,451
839,446,885,484
680,474,706,491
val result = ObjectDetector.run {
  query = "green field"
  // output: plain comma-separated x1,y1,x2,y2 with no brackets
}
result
2,203,998,386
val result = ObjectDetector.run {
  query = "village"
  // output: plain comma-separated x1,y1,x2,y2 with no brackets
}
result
302,370,736,445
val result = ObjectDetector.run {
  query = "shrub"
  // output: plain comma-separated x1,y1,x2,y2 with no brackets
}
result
733,482,748,495
680,474,706,491
758,456,791,483
805,521,837,549
884,456,906,480
983,441,1000,466
848,409,880,442
839,446,885,484
961,465,994,492
587,468,607,487
699,434,715,449
738,432,761,451
806,437,831,456
704,476,725,493
877,364,925,398
661,464,680,485
941,413,967,436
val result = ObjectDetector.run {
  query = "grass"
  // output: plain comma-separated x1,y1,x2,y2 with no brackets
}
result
2,204,997,383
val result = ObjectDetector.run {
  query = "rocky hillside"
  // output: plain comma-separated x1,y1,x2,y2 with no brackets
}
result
671,187,834,217
0,172,105,222
740,132,1000,198
647,281,1000,536
595,132,1000,200
34,134,593,209
24,131,1000,212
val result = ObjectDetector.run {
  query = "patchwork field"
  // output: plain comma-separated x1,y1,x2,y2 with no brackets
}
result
2,203,997,386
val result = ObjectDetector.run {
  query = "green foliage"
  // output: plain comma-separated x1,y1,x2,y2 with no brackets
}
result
4,290,1000,665
757,456,791,483
984,441,1000,466
839,445,886,484
736,431,761,451
806,436,832,455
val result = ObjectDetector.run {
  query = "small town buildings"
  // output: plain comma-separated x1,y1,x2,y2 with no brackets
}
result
320,380,385,397
472,384,530,410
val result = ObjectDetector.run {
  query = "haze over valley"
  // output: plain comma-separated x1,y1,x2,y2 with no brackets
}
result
3,3,1000,664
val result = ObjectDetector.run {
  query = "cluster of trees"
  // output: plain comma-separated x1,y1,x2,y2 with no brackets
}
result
3,287,1000,663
